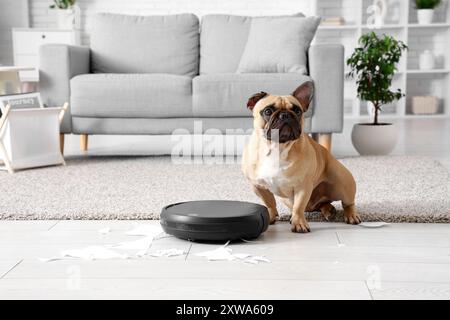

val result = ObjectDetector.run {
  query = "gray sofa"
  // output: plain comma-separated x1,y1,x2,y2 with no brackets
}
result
39,13,344,152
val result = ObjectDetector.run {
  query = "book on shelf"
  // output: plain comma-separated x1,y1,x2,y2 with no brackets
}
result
321,17,346,26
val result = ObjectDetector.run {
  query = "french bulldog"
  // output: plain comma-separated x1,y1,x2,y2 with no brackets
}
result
242,81,361,233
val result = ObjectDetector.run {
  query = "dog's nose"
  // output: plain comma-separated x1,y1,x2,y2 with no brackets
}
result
279,111,290,121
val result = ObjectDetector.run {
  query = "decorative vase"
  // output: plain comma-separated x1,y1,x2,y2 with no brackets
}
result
419,50,435,70
55,5,80,29
366,0,387,28
417,9,434,24
56,8,75,29
351,123,397,156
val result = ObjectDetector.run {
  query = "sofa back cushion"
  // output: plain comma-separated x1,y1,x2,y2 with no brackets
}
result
90,13,199,77
199,13,304,74
237,16,320,74
193,73,313,117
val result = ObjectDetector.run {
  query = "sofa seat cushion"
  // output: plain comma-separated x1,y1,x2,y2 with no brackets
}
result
70,74,193,118
90,13,199,77
193,73,313,117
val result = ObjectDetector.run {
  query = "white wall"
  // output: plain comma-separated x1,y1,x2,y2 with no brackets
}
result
0,0,29,65
29,0,316,44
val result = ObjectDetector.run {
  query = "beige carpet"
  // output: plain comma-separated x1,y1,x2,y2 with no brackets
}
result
0,155,449,222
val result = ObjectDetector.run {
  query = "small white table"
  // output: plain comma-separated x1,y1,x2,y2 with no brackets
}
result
0,66,35,95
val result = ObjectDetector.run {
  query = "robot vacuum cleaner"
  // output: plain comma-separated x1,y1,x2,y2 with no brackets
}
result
160,200,270,242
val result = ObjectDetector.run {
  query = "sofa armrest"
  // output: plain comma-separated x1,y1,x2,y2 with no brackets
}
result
308,44,344,133
39,44,90,133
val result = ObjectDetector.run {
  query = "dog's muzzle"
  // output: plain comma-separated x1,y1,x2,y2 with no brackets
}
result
264,111,301,143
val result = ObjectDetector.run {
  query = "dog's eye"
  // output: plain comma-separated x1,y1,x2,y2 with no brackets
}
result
263,108,273,116
292,106,302,115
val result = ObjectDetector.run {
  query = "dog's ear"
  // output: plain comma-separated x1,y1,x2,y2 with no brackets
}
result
247,92,268,111
292,81,314,112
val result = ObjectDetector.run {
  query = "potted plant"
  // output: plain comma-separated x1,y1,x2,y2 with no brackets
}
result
347,32,407,156
415,0,441,24
49,0,78,29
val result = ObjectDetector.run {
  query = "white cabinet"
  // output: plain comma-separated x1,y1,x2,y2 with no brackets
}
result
12,29,81,82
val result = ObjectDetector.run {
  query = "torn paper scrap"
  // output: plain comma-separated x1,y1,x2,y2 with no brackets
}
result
233,253,252,260
250,256,271,263
240,239,260,243
359,222,390,228
242,256,271,264
109,224,165,257
112,236,156,257
195,243,270,264
148,249,185,257
243,259,260,265
125,224,164,238
113,237,153,251
98,227,111,235
195,246,235,261
61,246,128,261
39,225,167,262
38,257,62,263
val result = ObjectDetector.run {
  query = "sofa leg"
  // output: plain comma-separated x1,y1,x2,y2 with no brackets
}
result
59,134,65,155
80,134,88,152
318,133,332,152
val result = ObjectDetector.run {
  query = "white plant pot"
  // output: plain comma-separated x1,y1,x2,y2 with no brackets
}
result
351,123,397,156
419,50,435,70
417,9,434,24
56,8,75,29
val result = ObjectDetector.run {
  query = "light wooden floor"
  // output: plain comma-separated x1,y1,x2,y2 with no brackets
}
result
0,221,450,299
1,118,449,299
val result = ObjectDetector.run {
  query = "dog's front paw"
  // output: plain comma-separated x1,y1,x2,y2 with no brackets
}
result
290,216,310,233
344,205,361,225
345,213,361,225
320,203,337,221
268,208,278,225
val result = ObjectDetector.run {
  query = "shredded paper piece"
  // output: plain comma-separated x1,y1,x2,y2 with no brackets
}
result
39,224,166,262
38,224,270,264
38,257,61,263
148,249,185,257
233,253,252,259
359,222,390,228
195,243,271,264
240,239,260,243
112,237,154,251
196,246,236,261
125,225,164,237
116,224,166,257
61,246,129,261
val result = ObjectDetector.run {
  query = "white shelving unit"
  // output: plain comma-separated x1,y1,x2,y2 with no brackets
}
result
314,0,450,119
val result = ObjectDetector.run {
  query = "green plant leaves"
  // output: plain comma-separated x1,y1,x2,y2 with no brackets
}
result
347,32,407,124
415,0,441,9
49,0,76,9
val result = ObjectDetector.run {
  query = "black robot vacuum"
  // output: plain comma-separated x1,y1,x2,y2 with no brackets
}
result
160,200,270,242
